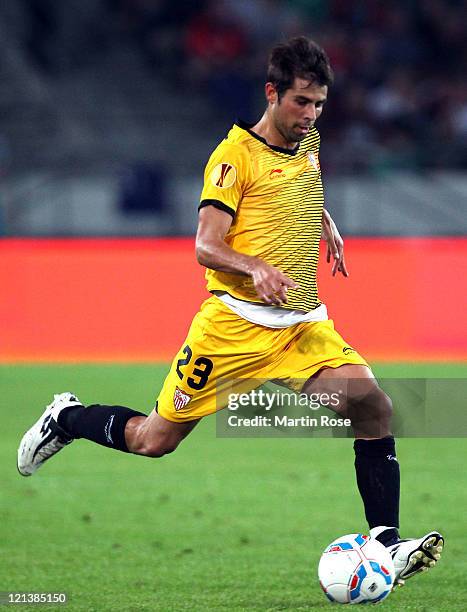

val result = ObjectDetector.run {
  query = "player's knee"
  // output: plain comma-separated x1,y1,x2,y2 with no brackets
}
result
347,385,392,426
360,386,392,425
375,388,393,422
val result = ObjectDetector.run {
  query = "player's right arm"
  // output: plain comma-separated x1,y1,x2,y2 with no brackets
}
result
196,205,297,306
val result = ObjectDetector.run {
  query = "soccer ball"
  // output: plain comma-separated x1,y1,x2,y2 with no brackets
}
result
318,533,395,604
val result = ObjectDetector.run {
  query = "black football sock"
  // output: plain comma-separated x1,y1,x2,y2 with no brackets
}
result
354,436,400,533
57,404,147,453
370,526,400,547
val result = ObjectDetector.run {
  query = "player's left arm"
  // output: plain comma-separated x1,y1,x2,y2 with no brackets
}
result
322,208,349,277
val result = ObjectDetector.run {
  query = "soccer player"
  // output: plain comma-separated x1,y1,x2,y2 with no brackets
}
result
18,37,442,587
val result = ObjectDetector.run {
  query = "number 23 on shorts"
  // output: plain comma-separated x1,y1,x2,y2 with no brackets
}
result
175,345,214,391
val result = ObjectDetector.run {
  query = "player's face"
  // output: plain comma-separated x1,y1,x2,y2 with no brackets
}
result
268,78,328,145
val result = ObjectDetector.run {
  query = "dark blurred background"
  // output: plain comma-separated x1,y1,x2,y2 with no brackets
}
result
1,0,466,236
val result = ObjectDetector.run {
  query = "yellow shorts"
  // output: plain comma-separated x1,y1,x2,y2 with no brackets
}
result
157,296,368,422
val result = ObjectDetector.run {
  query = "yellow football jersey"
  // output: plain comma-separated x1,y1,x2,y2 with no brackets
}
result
199,120,324,311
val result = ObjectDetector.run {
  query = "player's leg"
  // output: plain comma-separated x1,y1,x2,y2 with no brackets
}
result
302,364,399,537
17,391,199,476
302,363,443,585
57,399,199,457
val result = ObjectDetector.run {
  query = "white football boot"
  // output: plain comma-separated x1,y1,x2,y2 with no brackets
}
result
388,531,444,587
17,392,83,476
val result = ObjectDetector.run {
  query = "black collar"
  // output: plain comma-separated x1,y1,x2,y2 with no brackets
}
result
235,119,300,156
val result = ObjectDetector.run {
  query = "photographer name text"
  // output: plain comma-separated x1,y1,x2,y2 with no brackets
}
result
227,415,351,428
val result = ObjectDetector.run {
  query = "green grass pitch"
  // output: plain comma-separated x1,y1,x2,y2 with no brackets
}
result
2,363,467,611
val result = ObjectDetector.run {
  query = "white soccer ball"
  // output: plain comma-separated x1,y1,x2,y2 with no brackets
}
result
318,533,395,604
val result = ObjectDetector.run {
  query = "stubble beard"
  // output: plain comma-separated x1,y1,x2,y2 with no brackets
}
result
275,120,305,147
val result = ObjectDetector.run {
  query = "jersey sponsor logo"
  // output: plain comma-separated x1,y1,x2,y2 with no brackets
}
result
343,346,356,355
308,151,320,171
211,162,237,188
269,168,284,179
173,386,192,411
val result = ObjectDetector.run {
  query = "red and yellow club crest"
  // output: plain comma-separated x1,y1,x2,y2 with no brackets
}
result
173,386,192,411
308,151,320,171
210,163,237,188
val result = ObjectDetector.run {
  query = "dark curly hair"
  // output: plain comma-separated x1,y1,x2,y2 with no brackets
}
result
267,37,334,100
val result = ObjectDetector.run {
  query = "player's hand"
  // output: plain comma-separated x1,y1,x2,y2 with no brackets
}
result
248,258,298,306
322,209,348,277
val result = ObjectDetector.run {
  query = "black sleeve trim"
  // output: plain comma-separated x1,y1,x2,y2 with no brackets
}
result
198,199,236,219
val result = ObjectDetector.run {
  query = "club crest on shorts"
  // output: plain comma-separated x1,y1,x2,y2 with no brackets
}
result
210,162,237,188
173,386,192,411
308,151,320,171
